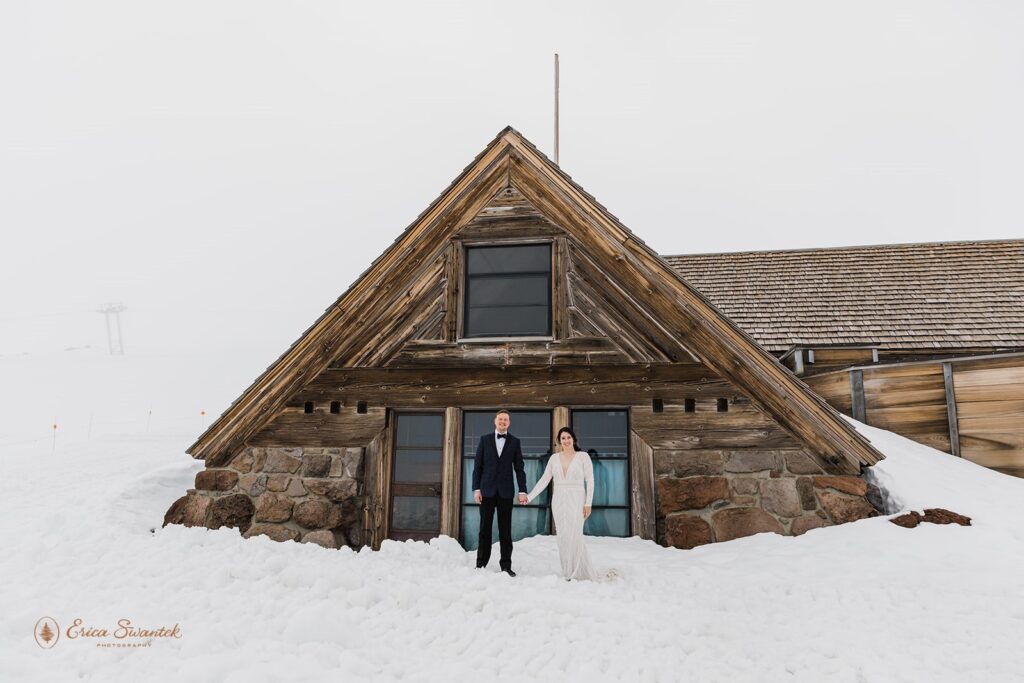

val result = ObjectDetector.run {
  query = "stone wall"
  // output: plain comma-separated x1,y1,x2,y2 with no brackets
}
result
654,448,878,549
163,446,365,549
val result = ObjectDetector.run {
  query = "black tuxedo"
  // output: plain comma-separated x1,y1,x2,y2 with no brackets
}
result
472,432,527,570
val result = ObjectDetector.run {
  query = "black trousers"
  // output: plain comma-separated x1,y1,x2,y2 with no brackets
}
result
477,495,513,569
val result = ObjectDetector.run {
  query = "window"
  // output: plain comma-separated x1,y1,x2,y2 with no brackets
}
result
464,244,551,337
460,410,552,550
571,409,631,537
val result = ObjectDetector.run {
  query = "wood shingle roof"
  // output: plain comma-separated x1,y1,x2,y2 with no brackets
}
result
664,239,1024,353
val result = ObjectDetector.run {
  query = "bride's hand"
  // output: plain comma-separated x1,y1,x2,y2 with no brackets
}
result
583,506,591,519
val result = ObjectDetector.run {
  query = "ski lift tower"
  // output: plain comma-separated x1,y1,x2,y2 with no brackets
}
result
97,303,127,355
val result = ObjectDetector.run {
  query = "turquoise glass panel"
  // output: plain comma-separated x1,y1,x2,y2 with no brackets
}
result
461,505,550,551
583,508,629,537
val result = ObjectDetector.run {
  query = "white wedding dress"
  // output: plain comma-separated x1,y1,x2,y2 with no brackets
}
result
526,450,601,581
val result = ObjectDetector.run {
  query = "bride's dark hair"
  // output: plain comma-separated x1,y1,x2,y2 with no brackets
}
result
556,426,580,452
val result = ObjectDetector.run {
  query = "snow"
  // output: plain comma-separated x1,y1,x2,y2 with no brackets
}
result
2,350,1024,681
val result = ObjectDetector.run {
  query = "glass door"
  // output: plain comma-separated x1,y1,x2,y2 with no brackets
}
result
388,413,445,542
571,409,631,537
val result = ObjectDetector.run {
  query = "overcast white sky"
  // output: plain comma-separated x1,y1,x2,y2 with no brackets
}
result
2,1,1022,357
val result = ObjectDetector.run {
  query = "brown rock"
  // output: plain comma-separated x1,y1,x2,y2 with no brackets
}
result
817,490,875,524
655,450,726,477
784,451,823,475
300,529,348,549
228,451,255,474
791,515,827,536
711,507,784,542
254,493,294,523
245,475,266,497
236,473,257,493
304,478,359,503
890,511,922,528
302,454,331,478
657,476,730,513
796,477,817,511
922,508,972,526
293,500,344,530
759,479,801,518
731,477,759,495
724,452,778,473
251,448,268,472
194,468,239,492
814,476,868,497
330,449,365,478
286,477,307,497
266,474,290,493
163,492,211,527
264,449,302,474
243,523,299,543
664,514,713,550
207,494,255,532
731,495,756,506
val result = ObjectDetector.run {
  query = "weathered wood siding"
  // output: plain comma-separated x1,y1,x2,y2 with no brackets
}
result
953,356,1024,477
806,353,1024,478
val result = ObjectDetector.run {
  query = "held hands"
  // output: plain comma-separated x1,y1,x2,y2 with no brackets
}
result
474,490,482,504
583,505,592,519
518,493,529,505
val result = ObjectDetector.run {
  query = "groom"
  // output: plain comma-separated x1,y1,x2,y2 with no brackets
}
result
472,409,528,576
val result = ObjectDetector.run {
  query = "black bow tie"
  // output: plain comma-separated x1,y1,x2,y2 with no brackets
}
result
496,433,507,440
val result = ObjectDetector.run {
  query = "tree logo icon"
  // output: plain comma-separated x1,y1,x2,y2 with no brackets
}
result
34,617,60,649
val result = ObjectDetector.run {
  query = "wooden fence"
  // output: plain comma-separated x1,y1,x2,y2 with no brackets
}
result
805,353,1024,478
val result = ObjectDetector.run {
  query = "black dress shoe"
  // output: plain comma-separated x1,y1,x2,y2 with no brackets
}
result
501,568,516,577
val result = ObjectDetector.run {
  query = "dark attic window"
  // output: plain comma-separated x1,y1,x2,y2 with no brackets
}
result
357,401,368,414
304,401,314,414
464,243,551,338
652,398,664,413
717,398,729,413
684,398,696,413
330,401,341,415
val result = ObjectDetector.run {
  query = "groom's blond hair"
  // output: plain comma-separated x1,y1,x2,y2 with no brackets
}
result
494,409,511,419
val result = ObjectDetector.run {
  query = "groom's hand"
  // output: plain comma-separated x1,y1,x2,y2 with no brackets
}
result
474,490,482,504
518,493,528,505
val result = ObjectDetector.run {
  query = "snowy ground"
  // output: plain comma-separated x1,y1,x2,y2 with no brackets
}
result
2,350,1024,682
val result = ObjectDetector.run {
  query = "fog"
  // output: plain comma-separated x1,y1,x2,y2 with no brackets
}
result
2,1,1022,358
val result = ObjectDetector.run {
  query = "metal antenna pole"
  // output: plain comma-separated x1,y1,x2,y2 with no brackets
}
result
554,53,560,165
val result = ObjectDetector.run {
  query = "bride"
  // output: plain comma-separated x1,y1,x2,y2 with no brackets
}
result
525,427,601,581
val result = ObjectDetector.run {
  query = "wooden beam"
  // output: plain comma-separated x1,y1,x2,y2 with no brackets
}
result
439,407,463,538
295,364,728,407
851,370,866,423
629,430,656,541
943,362,961,457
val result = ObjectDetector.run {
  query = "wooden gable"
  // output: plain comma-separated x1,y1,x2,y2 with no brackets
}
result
189,127,883,475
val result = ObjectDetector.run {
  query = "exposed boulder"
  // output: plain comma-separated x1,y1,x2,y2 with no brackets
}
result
664,514,713,550
163,492,210,527
207,494,255,532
